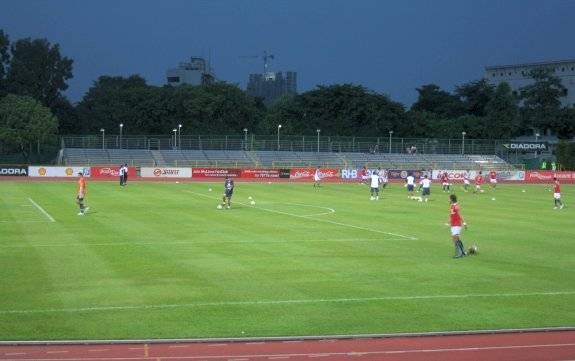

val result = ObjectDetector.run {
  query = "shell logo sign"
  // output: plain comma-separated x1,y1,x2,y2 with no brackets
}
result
65,168,74,176
38,167,47,176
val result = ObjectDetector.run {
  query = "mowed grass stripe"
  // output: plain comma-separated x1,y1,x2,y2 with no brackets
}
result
0,181,573,340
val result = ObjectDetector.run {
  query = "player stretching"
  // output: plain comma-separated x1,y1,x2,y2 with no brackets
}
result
406,173,415,198
420,174,432,202
449,194,468,258
76,172,89,215
313,166,321,187
463,170,471,192
370,170,381,200
441,172,450,192
489,170,497,190
221,176,234,209
473,171,484,193
553,177,564,209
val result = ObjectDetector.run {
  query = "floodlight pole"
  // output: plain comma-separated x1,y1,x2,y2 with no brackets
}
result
100,128,105,150
461,132,466,155
535,132,540,156
119,123,123,149
316,129,321,153
243,128,248,151
277,124,282,151
178,124,182,150
173,128,177,148
389,130,393,154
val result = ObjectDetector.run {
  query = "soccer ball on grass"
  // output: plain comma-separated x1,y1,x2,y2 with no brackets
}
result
217,204,223,209
468,244,478,255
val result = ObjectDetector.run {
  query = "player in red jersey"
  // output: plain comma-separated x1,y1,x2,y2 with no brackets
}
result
553,177,564,210
441,172,450,192
449,194,468,258
489,170,497,190
76,172,89,215
359,166,369,184
473,171,484,193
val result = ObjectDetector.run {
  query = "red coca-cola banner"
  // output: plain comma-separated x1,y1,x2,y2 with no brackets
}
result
241,169,290,179
289,168,339,180
91,166,136,179
192,168,241,178
525,171,575,183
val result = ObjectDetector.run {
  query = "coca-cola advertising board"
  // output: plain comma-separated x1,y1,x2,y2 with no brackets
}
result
290,168,339,180
191,168,241,178
241,169,290,179
141,167,192,178
525,171,575,182
91,166,136,179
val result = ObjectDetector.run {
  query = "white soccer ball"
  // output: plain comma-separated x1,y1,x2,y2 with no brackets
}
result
522,190,526,193
491,197,496,201
480,190,485,193
217,204,222,209
268,181,272,184
208,188,212,192
175,181,179,184
248,196,253,200
250,200,256,205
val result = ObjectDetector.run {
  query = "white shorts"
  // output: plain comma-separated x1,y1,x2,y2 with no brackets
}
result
451,226,462,236
475,184,481,189
464,179,470,185
490,179,497,184
554,192,561,200
442,182,449,186
314,176,320,182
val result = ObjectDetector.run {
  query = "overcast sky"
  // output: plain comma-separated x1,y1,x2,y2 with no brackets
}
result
1,0,574,106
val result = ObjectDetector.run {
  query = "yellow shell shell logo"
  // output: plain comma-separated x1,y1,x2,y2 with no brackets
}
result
38,167,47,176
65,168,74,176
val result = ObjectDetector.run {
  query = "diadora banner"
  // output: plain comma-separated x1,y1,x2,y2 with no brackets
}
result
141,167,192,178
0,165,28,176
290,168,339,179
525,171,575,182
90,166,136,179
341,169,424,180
192,168,242,178
241,169,290,179
503,142,548,152
29,166,91,177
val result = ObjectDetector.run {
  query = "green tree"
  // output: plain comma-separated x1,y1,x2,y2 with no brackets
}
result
0,30,10,96
411,84,465,118
519,67,567,132
6,37,73,109
0,94,59,157
455,79,495,116
484,82,520,139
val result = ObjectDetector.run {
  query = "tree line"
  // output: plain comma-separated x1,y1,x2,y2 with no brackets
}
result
1,30,574,160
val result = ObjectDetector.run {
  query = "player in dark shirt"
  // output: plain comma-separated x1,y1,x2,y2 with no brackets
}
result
221,176,235,209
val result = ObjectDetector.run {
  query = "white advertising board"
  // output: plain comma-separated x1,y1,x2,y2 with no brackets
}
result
29,166,91,177
141,167,192,178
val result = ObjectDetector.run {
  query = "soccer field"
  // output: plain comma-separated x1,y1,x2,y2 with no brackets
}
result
0,180,574,341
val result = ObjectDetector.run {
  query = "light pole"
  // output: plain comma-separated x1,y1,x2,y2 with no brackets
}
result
243,128,248,151
461,131,466,155
119,123,123,149
535,132,540,156
277,124,282,151
100,128,105,150
172,128,177,148
316,129,321,153
178,124,182,150
388,130,393,154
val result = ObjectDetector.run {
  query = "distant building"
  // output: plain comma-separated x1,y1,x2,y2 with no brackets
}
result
247,71,297,106
166,57,215,86
485,59,575,107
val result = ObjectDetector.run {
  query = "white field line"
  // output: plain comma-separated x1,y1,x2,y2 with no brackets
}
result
4,343,575,361
184,190,417,240
0,291,573,315
27,198,55,223
0,237,393,248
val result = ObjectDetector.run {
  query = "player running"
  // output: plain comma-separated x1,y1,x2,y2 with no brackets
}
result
76,172,89,215
420,174,432,202
449,194,468,258
220,176,235,209
463,170,471,192
553,177,564,209
489,170,497,190
441,171,450,192
370,170,381,200
313,166,321,188
405,173,415,197
474,171,484,193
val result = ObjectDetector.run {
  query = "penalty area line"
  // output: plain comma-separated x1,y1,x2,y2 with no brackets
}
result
184,190,417,240
1,290,574,315
27,198,55,223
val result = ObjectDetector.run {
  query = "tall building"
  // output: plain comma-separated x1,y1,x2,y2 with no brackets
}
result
166,57,215,86
246,71,297,106
484,59,575,107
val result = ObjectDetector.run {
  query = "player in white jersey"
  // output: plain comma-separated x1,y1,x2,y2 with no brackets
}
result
463,170,471,192
420,174,432,202
313,166,321,187
370,171,381,200
405,174,415,197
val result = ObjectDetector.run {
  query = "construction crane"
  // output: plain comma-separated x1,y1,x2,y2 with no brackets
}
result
239,50,275,74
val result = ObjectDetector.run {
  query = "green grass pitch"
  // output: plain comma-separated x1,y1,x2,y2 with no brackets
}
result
0,180,574,340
